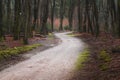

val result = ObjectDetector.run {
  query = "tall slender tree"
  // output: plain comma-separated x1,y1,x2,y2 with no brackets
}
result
7,0,11,33
68,0,75,30
93,0,99,37
51,0,56,32
0,0,3,41
59,0,65,31
33,0,40,32
40,0,49,35
13,0,21,40
77,0,82,32
118,0,120,37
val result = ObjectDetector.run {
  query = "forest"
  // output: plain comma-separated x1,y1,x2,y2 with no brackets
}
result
0,0,120,43
0,0,120,80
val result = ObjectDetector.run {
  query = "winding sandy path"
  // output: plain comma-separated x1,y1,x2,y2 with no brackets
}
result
0,32,85,80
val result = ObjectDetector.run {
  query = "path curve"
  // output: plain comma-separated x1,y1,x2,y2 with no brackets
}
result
0,32,85,80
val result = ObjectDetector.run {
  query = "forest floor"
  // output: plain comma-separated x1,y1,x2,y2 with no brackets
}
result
1,32,120,80
68,32,120,80
0,34,60,71
0,32,85,80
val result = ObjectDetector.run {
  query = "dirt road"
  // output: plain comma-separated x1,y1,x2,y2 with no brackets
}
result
0,32,85,80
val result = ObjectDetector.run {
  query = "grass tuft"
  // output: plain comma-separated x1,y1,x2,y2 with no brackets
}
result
75,49,90,70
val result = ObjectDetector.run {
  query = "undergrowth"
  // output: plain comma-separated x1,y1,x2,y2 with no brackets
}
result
67,33,75,37
99,50,111,71
75,49,90,70
0,44,41,60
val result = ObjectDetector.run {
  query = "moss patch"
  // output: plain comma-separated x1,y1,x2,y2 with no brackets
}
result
75,49,90,70
67,33,79,37
99,50,111,71
67,33,81,37
0,44,41,60
67,34,76,37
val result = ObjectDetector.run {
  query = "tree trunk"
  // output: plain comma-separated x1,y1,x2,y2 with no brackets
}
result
13,0,21,40
77,0,82,32
33,0,40,32
118,0,120,37
93,0,99,37
51,0,56,32
7,0,11,34
68,0,75,30
85,0,94,35
0,0,3,41
40,0,49,35
59,0,65,31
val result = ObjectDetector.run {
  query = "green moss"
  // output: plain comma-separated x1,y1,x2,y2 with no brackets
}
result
48,33,54,38
67,33,76,37
99,63,108,71
99,50,111,62
99,50,111,71
0,44,41,60
0,37,4,42
75,49,90,70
